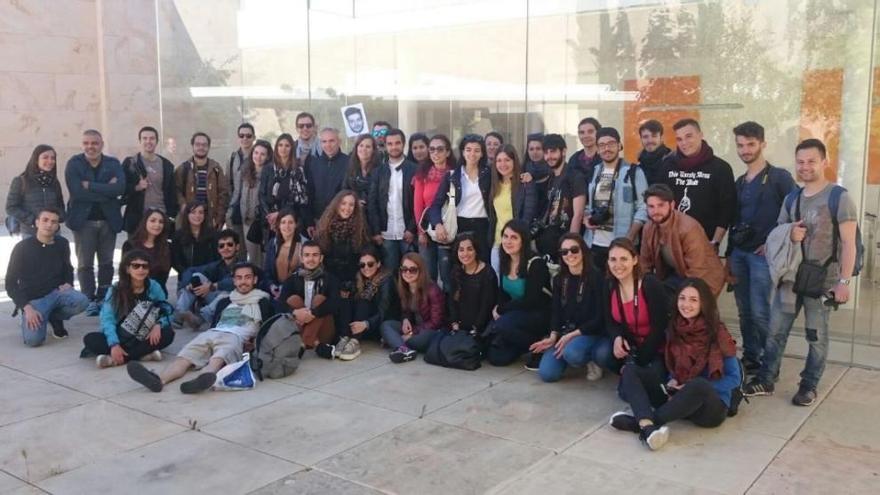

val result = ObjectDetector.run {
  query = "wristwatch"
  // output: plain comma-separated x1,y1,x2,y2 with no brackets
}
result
837,278,851,286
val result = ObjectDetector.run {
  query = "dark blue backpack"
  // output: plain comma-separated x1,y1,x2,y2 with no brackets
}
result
783,185,864,276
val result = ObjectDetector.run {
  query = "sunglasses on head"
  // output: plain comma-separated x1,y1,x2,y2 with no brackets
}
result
558,246,581,257
238,133,253,139
399,265,419,274
359,261,377,269
129,262,150,270
218,241,235,248
296,123,313,129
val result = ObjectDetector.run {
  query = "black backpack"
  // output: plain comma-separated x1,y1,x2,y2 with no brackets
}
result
726,357,749,417
424,331,482,371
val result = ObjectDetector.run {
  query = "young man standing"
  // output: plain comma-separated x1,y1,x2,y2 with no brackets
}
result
744,139,857,406
65,129,126,316
127,262,273,394
727,122,797,373
368,129,417,271
536,134,586,260
122,126,178,235
658,119,737,247
226,123,255,250
7,207,90,345
566,117,602,177
636,119,671,185
174,132,230,231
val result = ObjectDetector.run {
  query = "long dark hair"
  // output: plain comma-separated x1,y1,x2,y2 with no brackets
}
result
179,201,213,243
21,144,58,192
130,209,171,272
407,132,429,164
457,134,488,169
450,232,481,302
112,249,152,319
348,134,380,180
498,219,532,278
274,133,296,169
243,139,273,188
674,278,721,344
397,252,430,313
418,134,455,179
607,237,642,287
355,246,390,297
557,233,592,304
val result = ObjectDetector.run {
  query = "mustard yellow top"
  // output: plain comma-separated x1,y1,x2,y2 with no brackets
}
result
493,181,513,246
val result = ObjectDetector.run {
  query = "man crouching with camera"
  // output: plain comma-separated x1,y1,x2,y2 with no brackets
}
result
583,127,649,271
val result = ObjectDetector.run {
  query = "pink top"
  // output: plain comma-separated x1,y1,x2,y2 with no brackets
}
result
610,285,652,346
413,166,446,233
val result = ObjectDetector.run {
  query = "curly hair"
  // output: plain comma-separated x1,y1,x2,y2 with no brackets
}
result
315,190,369,252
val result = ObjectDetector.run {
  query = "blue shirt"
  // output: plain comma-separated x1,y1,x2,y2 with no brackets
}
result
502,276,526,300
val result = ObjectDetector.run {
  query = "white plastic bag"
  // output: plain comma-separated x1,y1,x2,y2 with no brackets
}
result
213,353,256,391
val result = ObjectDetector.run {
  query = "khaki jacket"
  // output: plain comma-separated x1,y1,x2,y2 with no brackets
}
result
174,157,230,229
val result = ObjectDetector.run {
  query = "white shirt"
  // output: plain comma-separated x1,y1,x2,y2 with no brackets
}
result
458,170,487,218
304,280,316,308
382,159,406,240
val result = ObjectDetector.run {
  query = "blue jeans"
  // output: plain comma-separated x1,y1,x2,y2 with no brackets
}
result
382,239,414,275
73,220,117,300
538,334,613,382
175,283,226,323
757,291,830,390
729,248,772,363
379,320,437,353
419,238,451,291
20,288,90,347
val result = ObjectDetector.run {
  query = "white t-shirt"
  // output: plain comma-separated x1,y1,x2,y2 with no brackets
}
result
458,171,487,218
214,303,260,340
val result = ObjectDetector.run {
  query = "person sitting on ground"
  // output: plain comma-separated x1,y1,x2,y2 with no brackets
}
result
279,241,341,356
448,233,497,341
380,253,445,363
126,262,273,394
122,208,172,294
175,229,242,329
82,250,174,368
315,189,370,285
263,208,302,307
531,234,608,382
6,207,90,345
639,184,725,296
604,237,670,377
337,247,397,361
486,219,551,367
171,201,218,282
611,278,741,451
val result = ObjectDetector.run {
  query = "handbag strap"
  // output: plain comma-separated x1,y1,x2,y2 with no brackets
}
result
795,189,836,268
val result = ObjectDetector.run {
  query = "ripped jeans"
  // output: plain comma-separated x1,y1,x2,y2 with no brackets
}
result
757,291,829,391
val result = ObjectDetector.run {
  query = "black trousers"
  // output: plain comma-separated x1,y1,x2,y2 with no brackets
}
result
486,310,546,366
621,364,728,427
83,326,175,362
457,217,491,262
535,225,565,263
590,245,609,274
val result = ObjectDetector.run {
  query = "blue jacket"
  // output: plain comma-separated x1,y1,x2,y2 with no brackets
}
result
670,356,742,408
65,153,125,232
584,159,648,246
100,279,171,347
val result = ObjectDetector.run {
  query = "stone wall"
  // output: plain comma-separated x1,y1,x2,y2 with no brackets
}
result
0,0,161,214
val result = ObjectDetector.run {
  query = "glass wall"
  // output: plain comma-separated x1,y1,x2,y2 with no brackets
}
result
157,0,880,368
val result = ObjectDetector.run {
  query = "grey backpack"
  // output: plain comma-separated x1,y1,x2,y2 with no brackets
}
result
251,313,305,380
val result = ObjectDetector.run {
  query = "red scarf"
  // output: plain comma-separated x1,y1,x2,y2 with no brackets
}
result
675,141,714,170
665,316,736,383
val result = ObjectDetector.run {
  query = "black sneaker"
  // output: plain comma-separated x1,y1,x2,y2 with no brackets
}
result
180,372,217,394
389,346,416,363
743,380,774,397
315,343,336,360
792,385,817,406
639,424,669,451
79,347,97,359
523,353,542,371
126,362,163,392
609,411,640,433
49,319,68,339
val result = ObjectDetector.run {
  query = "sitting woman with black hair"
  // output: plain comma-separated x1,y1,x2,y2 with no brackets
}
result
123,208,172,294
82,249,174,368
335,247,397,361
448,233,497,338
530,233,608,382
486,219,551,367
611,277,741,451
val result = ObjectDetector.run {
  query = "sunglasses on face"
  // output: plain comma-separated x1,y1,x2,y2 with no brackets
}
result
296,123,314,129
129,262,150,270
218,241,235,248
400,266,420,274
428,146,447,153
239,133,254,139
359,261,377,269
558,246,582,257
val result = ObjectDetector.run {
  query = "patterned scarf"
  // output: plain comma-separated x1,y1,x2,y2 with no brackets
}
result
296,264,324,282
358,270,390,300
665,315,737,383
35,171,55,188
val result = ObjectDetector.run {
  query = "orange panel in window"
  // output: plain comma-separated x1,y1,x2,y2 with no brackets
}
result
868,67,880,185
799,69,842,182
623,76,701,163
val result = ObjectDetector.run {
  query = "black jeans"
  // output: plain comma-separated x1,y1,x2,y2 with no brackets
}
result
486,310,546,366
591,245,609,273
621,365,728,427
535,225,565,263
83,326,175,362
457,217,491,262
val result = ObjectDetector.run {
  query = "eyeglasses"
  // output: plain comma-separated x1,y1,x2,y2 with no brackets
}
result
238,133,254,139
597,142,618,150
218,241,235,248
296,123,314,129
359,261,377,269
399,266,420,274
129,262,150,270
428,146,447,153
558,246,582,257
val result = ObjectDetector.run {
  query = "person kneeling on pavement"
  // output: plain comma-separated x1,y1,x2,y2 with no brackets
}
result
126,262,273,394
81,249,174,367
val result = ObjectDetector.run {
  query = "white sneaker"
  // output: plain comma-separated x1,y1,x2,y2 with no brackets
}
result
586,361,604,381
334,337,350,359
338,338,362,361
96,355,115,368
141,350,163,362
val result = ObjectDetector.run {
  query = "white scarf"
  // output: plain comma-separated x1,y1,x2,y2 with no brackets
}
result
229,289,269,321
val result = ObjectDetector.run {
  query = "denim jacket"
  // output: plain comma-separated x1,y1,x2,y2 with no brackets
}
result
583,159,648,246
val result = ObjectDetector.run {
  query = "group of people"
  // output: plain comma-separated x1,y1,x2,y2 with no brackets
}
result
5,111,859,452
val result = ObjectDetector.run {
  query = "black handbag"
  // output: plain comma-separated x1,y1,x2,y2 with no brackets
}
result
246,219,264,245
791,190,834,299
424,331,482,371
